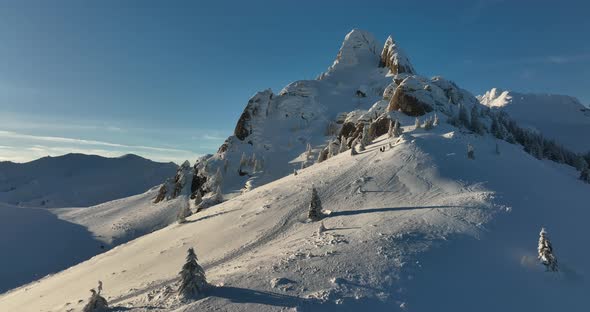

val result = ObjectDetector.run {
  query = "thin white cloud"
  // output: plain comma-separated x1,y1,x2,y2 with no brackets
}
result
0,130,190,154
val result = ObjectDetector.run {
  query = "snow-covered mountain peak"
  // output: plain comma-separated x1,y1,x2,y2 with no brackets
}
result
380,35,416,75
333,29,379,66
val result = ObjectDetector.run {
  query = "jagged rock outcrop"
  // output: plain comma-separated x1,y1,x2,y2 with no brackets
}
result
234,90,273,141
388,76,436,116
369,113,391,138
380,36,416,75
154,161,194,203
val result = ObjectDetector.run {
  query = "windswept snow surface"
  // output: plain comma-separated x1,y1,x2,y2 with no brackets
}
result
479,88,590,153
0,153,177,208
1,119,587,311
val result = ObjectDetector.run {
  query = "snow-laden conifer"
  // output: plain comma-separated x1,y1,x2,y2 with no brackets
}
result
458,103,470,127
308,186,324,221
393,119,403,137
361,124,370,148
178,247,207,299
433,114,439,127
194,191,202,206
387,119,395,138
305,143,313,159
177,203,192,224
83,281,108,312
339,136,348,153
580,167,590,183
470,105,483,134
467,143,475,160
537,228,558,272
414,117,421,129
423,116,434,130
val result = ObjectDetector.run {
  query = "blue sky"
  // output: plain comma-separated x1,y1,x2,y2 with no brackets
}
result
0,0,588,163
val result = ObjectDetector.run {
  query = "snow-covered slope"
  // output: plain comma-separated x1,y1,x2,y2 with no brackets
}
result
479,88,590,153
1,121,588,312
0,187,188,293
0,153,177,208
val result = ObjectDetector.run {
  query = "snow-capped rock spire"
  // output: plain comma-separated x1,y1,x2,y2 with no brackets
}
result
327,29,380,69
380,35,415,75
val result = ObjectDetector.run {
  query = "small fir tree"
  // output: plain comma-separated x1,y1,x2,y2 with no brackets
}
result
213,186,223,203
387,119,395,138
537,228,558,272
393,119,403,137
361,124,371,147
470,105,483,134
339,136,348,153
433,114,439,127
308,186,323,221
178,247,207,298
177,204,192,223
580,167,590,183
467,143,475,160
194,191,202,206
414,117,421,129
458,103,470,127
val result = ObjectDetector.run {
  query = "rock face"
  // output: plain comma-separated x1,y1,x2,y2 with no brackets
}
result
154,161,194,203
388,76,436,116
234,90,273,141
369,113,391,138
380,36,416,75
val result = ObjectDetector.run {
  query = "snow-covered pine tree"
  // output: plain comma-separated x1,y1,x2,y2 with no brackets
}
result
306,143,313,159
470,105,483,134
329,140,340,157
177,203,192,224
393,119,403,137
194,191,202,206
423,116,434,130
433,114,439,127
458,103,470,128
339,136,348,153
254,159,263,172
574,156,588,171
359,136,366,151
580,167,590,183
250,153,257,168
178,247,207,299
239,152,248,169
350,143,358,156
467,143,475,160
308,186,324,221
213,185,223,203
83,281,108,312
414,117,421,129
361,124,370,148
387,119,394,138
537,228,559,272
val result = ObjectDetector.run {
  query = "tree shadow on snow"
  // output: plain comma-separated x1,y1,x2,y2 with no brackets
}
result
330,205,479,217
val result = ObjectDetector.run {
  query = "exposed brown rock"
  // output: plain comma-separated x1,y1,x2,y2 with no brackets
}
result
154,184,167,203
339,121,357,139
369,114,391,138
388,87,433,117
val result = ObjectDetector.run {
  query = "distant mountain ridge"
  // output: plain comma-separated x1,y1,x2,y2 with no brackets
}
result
0,153,177,208
479,88,590,153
